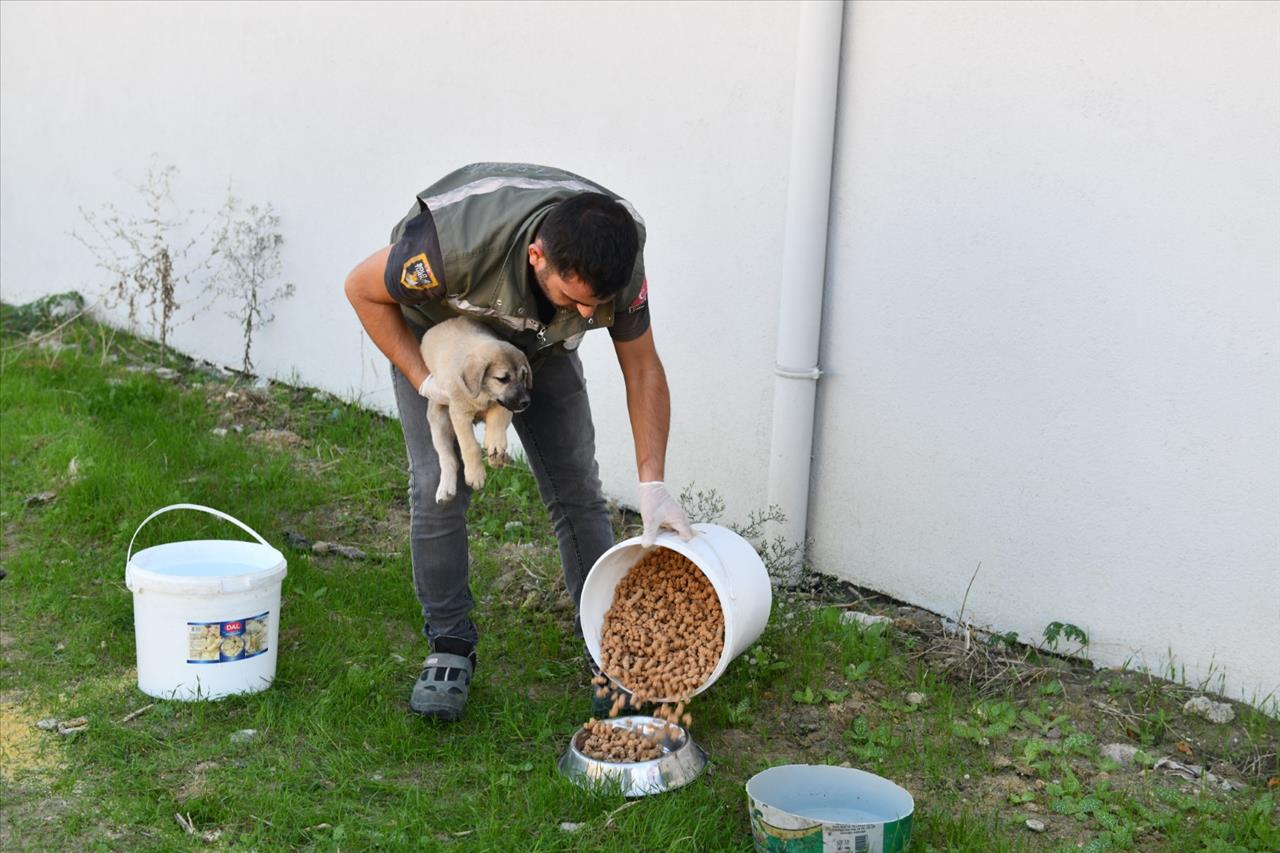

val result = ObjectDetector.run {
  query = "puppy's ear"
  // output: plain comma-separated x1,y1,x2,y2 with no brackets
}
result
521,362,532,391
461,353,487,399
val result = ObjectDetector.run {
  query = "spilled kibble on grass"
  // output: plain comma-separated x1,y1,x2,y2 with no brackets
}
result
581,548,724,763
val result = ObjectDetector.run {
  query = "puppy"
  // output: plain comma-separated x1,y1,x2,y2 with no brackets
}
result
419,317,532,504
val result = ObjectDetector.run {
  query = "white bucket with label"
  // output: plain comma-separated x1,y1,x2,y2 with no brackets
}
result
124,504,287,701
747,764,914,853
580,523,771,701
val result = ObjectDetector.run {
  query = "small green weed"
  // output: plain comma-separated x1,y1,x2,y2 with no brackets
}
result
951,700,1017,745
725,696,752,725
791,686,848,705
844,660,873,682
844,715,901,765
1042,621,1089,652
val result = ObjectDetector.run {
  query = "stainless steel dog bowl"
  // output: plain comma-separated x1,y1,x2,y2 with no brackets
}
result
557,715,707,798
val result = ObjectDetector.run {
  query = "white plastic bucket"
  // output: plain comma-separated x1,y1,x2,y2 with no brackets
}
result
124,504,287,701
580,523,771,701
747,764,914,853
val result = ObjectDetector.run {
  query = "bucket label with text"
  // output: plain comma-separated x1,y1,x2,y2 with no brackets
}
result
751,800,900,852
187,613,269,663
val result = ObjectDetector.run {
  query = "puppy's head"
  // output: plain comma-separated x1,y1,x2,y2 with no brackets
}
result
462,344,532,413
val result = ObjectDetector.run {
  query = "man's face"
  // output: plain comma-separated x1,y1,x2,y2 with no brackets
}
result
528,239,608,320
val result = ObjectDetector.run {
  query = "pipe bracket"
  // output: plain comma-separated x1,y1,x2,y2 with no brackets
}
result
774,364,823,381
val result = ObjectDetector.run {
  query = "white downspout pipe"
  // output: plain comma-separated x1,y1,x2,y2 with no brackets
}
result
766,0,844,581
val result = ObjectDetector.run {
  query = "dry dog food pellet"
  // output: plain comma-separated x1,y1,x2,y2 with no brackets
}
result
579,718,663,763
579,548,725,762
600,548,724,708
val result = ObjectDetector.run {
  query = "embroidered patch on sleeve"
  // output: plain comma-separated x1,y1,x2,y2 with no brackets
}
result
627,278,649,313
401,253,440,291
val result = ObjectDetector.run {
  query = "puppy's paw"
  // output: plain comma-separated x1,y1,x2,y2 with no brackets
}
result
463,462,486,491
484,429,509,467
435,478,457,504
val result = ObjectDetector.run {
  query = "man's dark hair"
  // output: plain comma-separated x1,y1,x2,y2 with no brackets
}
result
538,193,639,299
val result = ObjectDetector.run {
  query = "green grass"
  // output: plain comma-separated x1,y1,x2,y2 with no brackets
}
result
1,307,1277,851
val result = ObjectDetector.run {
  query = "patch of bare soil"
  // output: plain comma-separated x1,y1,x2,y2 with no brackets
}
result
285,503,410,564
486,542,574,617
1,521,28,567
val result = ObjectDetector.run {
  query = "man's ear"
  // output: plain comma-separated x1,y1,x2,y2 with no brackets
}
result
461,353,487,399
527,238,545,271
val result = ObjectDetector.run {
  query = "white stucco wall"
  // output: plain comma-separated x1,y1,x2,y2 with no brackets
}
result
3,1,1277,708
811,1,1279,707
0,0,795,528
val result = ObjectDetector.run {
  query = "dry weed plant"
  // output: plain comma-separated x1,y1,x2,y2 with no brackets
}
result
677,485,808,585
72,160,294,373
208,196,294,374
72,160,216,352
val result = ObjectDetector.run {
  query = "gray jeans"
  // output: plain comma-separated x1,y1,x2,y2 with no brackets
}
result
390,350,616,653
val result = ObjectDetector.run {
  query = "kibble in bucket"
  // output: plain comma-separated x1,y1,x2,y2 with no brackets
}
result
580,547,724,762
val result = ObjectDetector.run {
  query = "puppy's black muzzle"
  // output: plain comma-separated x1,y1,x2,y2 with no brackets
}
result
502,386,531,414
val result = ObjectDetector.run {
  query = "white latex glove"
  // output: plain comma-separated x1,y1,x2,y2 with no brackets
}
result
418,374,450,405
638,481,695,547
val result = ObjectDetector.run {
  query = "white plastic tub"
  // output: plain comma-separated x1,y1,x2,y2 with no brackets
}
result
580,523,771,701
747,764,915,852
124,504,287,701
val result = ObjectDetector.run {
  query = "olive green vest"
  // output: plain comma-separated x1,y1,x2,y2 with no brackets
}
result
388,163,647,361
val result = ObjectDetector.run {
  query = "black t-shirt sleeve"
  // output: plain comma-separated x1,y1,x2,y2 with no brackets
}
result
609,276,651,342
384,204,448,305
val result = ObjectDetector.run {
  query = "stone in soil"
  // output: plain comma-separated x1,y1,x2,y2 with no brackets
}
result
57,717,89,735
247,428,304,449
282,530,312,550
1183,695,1234,724
311,541,366,560
840,611,892,628
1101,743,1141,766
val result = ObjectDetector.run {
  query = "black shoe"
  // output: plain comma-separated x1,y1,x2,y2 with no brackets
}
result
411,639,477,721
410,652,473,720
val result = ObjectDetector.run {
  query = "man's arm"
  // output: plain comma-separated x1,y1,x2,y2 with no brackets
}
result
612,326,670,482
344,245,430,390
615,327,694,545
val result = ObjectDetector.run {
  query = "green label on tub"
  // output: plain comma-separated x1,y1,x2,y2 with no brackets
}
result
882,814,912,852
750,801,913,853
187,613,269,663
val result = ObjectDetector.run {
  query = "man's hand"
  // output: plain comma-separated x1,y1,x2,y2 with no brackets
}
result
639,481,694,547
418,375,449,405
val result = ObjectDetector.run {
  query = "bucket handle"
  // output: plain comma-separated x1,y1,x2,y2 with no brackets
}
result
127,503,273,566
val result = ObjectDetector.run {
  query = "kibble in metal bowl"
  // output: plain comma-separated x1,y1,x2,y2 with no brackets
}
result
559,715,708,797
